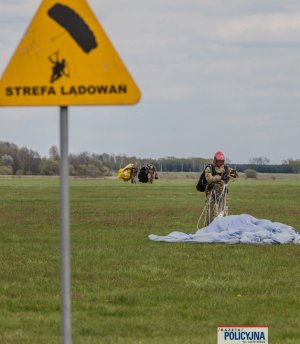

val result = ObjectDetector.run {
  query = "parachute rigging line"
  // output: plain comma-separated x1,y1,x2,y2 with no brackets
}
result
48,3,98,53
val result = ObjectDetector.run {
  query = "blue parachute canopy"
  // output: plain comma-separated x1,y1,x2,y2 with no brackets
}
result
149,214,300,244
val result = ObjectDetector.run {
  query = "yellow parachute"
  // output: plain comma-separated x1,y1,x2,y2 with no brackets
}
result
118,163,135,181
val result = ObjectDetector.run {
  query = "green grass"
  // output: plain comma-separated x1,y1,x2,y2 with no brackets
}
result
0,176,299,343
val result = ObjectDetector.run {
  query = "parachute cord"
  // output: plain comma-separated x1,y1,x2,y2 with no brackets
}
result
197,189,213,230
215,184,228,216
196,203,207,230
197,184,228,230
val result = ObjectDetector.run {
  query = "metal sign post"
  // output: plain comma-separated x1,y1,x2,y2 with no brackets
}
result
60,106,72,344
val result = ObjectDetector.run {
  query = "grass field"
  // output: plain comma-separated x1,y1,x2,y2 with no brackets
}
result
0,175,300,343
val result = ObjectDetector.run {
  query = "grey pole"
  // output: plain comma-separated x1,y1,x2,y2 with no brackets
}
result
60,106,72,344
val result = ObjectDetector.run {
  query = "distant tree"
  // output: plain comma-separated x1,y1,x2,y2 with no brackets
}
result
1,154,13,166
0,142,41,175
249,157,270,165
287,159,300,173
49,146,60,160
40,159,59,175
0,142,22,173
18,147,41,175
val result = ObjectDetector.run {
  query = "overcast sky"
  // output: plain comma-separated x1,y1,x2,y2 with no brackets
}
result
0,0,299,164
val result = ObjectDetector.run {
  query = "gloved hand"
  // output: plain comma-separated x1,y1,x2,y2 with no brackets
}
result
229,169,238,178
221,173,229,183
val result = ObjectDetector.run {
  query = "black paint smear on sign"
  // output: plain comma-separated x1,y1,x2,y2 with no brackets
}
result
48,3,97,53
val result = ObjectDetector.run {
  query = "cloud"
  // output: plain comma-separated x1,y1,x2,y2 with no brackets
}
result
215,13,300,45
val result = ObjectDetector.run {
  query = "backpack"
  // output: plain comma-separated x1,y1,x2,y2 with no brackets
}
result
196,164,215,192
138,166,148,183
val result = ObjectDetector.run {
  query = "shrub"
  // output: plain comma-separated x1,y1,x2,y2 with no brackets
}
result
69,164,76,176
0,165,13,175
244,169,258,179
77,164,101,177
40,159,59,175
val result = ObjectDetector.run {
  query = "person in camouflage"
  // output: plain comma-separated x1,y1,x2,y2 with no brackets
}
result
204,151,235,226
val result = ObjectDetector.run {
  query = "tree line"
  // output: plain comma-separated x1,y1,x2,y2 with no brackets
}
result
0,141,299,176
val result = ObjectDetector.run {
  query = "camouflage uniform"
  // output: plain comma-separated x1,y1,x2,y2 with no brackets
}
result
204,164,229,226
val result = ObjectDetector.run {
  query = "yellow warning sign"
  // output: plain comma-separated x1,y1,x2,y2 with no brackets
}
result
0,0,141,106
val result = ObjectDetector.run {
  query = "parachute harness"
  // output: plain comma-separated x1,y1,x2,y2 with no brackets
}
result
196,183,228,230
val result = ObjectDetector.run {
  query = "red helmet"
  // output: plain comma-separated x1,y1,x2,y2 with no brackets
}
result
213,151,225,167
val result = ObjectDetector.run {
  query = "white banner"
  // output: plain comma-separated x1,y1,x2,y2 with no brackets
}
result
217,326,268,344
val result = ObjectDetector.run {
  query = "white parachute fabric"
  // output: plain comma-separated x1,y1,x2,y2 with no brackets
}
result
149,214,300,244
